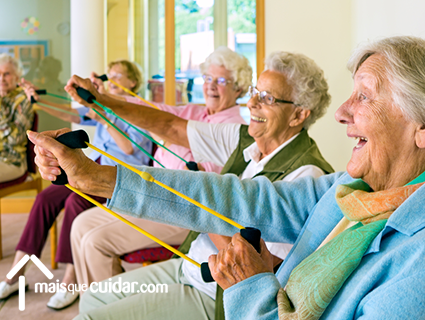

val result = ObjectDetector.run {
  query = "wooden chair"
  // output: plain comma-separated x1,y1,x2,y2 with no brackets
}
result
0,113,58,269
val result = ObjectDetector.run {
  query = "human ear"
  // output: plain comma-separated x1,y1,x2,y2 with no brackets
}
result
290,108,311,127
415,124,425,148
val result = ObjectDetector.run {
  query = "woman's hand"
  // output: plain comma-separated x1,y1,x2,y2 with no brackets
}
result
90,72,107,94
65,75,104,111
27,129,116,198
208,233,274,290
85,108,107,124
20,78,38,101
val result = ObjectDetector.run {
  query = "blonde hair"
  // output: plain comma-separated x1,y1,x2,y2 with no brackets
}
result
108,60,143,93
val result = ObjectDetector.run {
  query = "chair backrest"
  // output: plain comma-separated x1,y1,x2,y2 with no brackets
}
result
26,112,38,174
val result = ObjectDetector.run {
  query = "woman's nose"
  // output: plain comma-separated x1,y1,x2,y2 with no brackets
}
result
335,99,354,125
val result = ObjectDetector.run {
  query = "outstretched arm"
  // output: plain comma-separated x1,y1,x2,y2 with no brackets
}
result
65,75,190,148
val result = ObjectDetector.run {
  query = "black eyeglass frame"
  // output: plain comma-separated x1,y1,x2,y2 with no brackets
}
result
248,86,299,106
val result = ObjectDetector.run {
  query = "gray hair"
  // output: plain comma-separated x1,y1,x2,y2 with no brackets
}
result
0,53,23,77
348,36,425,125
200,46,252,98
265,51,331,130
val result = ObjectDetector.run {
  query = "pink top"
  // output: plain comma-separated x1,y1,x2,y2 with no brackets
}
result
125,97,246,172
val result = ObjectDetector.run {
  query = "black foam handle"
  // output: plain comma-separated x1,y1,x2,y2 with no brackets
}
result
98,74,108,82
82,116,91,121
186,161,199,171
30,96,36,104
52,130,90,185
35,89,47,95
77,87,96,104
201,227,262,283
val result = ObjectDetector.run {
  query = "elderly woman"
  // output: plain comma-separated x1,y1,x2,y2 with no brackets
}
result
0,54,33,183
31,36,425,319
65,50,333,319
68,46,251,292
0,59,152,310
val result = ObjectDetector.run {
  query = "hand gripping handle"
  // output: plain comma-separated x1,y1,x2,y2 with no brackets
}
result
186,161,199,171
200,227,262,283
97,74,109,82
76,87,96,104
51,130,90,185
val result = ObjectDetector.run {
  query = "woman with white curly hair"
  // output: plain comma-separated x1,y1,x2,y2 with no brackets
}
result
67,47,252,292
62,49,333,320
0,53,33,183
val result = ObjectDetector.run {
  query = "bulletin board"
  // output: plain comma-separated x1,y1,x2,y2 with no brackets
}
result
0,40,49,75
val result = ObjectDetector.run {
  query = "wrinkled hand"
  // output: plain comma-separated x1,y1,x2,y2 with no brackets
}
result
20,78,38,101
208,233,274,290
183,163,205,171
90,72,106,94
85,108,107,123
64,75,103,111
27,129,101,193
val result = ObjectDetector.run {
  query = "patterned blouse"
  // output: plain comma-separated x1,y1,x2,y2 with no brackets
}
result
0,87,33,167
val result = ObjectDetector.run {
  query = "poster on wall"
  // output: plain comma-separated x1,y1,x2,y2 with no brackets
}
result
0,40,48,77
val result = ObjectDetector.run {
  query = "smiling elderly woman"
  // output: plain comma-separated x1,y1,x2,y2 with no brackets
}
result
30,35,425,319
0,54,33,183
64,50,333,319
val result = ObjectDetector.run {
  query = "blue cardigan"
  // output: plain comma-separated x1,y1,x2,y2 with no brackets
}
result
108,165,425,319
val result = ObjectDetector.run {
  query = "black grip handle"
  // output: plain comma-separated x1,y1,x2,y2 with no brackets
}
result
201,227,262,283
82,116,91,121
30,96,36,104
97,74,108,82
52,130,90,185
186,161,199,171
77,87,96,104
35,89,47,95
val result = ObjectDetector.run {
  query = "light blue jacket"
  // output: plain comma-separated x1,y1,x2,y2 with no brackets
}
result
108,165,425,320
78,107,152,166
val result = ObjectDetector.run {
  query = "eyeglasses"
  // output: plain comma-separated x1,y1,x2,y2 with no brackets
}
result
107,73,123,80
248,86,297,106
202,75,232,87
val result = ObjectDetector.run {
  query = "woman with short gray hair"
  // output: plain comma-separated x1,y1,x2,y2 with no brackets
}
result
265,51,331,129
0,53,33,183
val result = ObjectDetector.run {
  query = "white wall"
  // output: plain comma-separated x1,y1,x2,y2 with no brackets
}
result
265,0,354,172
353,0,425,45
0,0,70,84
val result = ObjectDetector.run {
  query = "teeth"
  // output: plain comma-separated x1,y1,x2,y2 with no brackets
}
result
353,136,368,148
251,115,267,122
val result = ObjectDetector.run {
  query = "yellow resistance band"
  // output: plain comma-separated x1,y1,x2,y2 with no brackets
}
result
66,183,200,268
108,79,159,110
87,142,245,230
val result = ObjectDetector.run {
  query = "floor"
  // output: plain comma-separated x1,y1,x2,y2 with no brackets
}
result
0,212,80,319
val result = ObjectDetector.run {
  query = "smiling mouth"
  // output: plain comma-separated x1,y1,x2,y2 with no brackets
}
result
251,115,267,123
353,136,368,149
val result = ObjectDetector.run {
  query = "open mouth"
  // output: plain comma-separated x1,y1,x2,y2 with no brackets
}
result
353,136,368,149
251,115,267,123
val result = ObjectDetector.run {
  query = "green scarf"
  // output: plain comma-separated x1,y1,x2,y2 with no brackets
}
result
277,180,425,319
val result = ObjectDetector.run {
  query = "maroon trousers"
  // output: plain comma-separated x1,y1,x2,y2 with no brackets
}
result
16,184,106,264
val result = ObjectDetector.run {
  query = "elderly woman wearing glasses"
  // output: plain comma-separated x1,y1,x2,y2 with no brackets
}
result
61,48,251,291
35,36,425,319
53,50,333,320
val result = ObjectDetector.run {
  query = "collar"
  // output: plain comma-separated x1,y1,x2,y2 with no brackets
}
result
362,172,425,255
203,104,240,118
242,133,300,164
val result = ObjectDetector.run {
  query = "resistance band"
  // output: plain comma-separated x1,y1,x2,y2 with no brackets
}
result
30,90,163,168
97,74,160,110
53,130,261,282
33,89,197,170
